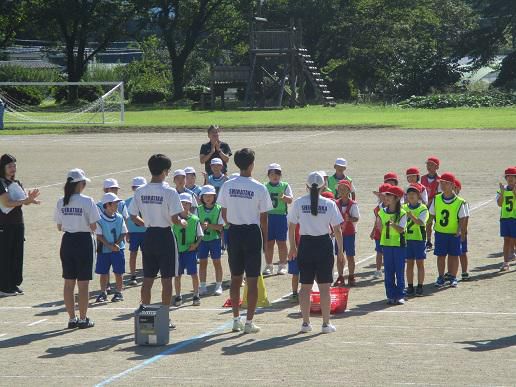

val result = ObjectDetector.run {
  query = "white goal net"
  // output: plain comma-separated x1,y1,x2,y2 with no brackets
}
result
0,82,124,125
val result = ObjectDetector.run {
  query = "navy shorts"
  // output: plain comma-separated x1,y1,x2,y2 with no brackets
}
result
228,224,262,277
142,227,177,278
198,239,222,260
434,231,461,257
461,238,468,254
129,232,145,252
334,234,356,257
178,251,198,275
406,240,426,260
298,234,334,285
288,259,299,275
95,251,125,274
60,232,95,281
500,219,516,238
267,214,288,241
375,239,383,253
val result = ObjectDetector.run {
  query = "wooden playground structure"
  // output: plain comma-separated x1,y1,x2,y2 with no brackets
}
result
209,16,335,109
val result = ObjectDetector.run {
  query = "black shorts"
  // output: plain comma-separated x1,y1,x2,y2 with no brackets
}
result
142,227,178,279
297,234,334,285
227,224,262,278
60,232,95,281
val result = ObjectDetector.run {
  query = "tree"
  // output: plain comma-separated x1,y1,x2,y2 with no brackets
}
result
135,0,247,101
0,1,27,49
31,0,136,102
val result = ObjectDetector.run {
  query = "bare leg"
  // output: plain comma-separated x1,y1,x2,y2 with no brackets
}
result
63,279,76,319
448,256,459,277
299,283,312,325
174,276,182,297
292,275,299,293
416,260,425,285
347,256,355,276
161,277,173,306
406,259,415,284
213,259,223,283
141,277,154,304
376,252,383,271
337,256,344,277
199,259,208,283
77,280,90,320
503,237,511,263
278,241,288,265
129,251,137,275
192,274,199,294
114,274,123,292
230,275,243,318
99,274,108,292
319,283,331,325
437,256,446,276
459,254,468,274
265,240,275,265
245,277,258,321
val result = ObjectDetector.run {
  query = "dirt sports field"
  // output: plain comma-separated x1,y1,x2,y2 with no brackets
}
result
0,128,515,386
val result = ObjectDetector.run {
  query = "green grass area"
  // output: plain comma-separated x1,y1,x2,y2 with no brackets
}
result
2,104,516,135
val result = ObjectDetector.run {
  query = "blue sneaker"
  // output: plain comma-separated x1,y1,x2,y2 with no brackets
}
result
450,277,458,288
435,276,446,287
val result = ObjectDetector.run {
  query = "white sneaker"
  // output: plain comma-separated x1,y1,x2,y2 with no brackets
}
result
278,264,287,275
0,290,17,297
213,286,223,296
373,270,382,279
262,265,273,276
232,319,244,332
300,322,313,333
199,286,208,296
244,322,261,334
321,323,337,334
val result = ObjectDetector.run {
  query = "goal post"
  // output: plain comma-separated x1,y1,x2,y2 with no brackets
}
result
0,81,125,125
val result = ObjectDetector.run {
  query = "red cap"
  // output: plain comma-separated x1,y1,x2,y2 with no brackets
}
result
505,167,516,176
454,179,462,191
406,167,420,176
384,172,399,182
321,191,335,200
338,179,352,190
440,172,456,183
379,183,392,193
407,183,422,193
426,156,440,167
386,185,405,198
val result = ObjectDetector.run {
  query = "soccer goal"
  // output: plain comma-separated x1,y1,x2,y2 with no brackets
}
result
0,82,125,125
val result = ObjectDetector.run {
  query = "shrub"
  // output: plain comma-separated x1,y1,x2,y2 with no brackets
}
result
398,91,516,109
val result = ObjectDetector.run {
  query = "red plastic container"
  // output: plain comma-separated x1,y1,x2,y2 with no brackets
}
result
310,287,349,314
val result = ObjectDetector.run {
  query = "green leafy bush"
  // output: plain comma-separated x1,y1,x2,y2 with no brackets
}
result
0,65,61,105
398,91,516,108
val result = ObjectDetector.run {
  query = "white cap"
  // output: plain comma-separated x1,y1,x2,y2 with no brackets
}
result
318,170,328,178
173,169,186,178
132,176,147,188
67,168,90,183
211,158,223,166
103,178,120,189
179,192,193,203
335,158,347,167
307,171,325,188
267,163,282,172
200,185,217,196
101,192,122,205
184,166,196,174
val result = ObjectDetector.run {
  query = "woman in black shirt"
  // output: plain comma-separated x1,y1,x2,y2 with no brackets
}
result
0,154,40,296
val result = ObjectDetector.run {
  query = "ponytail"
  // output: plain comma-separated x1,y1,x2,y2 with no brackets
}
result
63,178,79,206
394,198,401,223
310,183,319,216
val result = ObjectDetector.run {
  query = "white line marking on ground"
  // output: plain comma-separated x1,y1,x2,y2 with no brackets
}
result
27,319,47,326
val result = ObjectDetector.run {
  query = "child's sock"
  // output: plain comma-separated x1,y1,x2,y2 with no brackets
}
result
245,319,252,325
417,284,423,288
216,282,222,288
200,282,206,288
233,316,240,322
